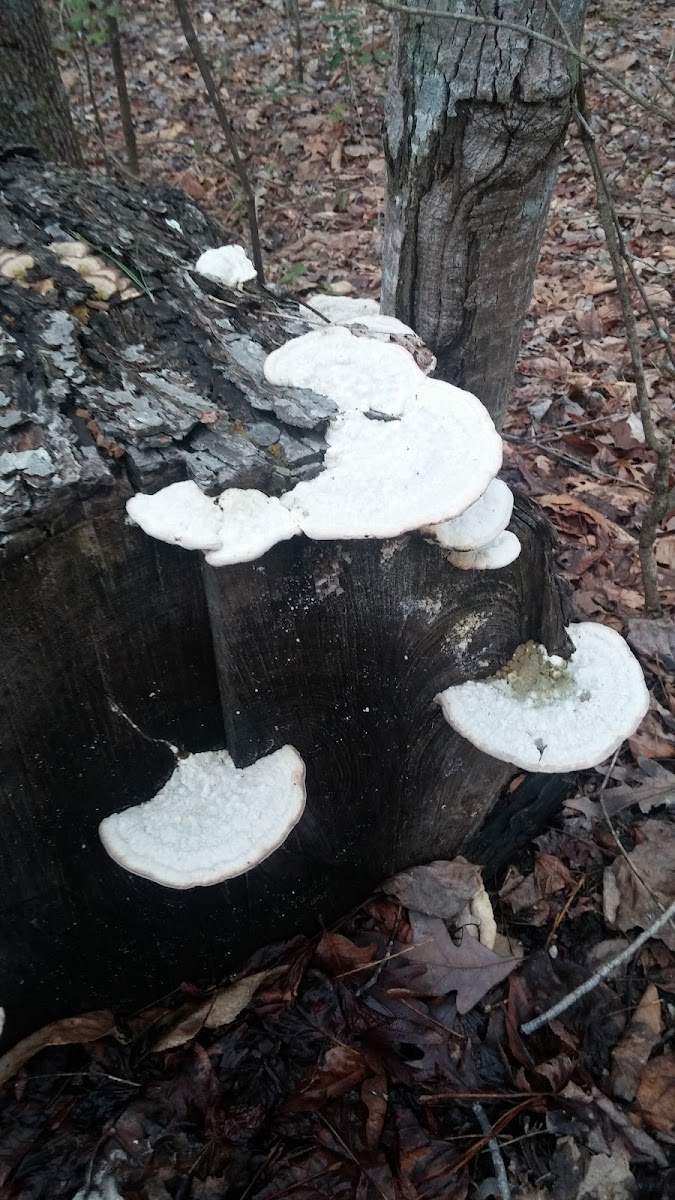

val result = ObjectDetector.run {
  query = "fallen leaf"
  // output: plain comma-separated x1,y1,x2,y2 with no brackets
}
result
636,1053,675,1133
383,859,483,921
0,1011,114,1087
285,1045,368,1111
610,983,663,1101
602,759,675,816
603,820,675,950
627,618,675,671
403,912,517,1014
153,966,284,1051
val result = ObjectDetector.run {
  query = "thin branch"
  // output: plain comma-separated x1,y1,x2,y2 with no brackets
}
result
284,0,304,84
502,432,652,493
575,92,672,613
171,0,265,283
545,1,673,611
368,1,675,127
520,894,675,1035
546,0,675,375
106,15,140,176
80,33,110,173
597,751,675,941
472,1102,511,1200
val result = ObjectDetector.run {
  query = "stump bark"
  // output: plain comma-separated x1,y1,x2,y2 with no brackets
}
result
381,0,587,426
0,159,572,1044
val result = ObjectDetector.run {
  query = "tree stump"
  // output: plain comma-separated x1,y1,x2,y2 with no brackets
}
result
0,159,572,1044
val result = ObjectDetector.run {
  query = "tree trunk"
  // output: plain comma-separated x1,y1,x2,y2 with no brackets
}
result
382,0,587,427
0,0,83,166
0,158,572,1044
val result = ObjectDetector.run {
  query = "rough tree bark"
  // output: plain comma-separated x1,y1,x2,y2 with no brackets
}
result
0,0,83,166
0,159,572,1043
382,0,587,426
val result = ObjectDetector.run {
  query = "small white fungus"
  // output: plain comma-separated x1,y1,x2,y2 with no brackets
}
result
436,622,650,773
448,529,521,571
195,244,257,288
424,479,514,551
99,745,306,888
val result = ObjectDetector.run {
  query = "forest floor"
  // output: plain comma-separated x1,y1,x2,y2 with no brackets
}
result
0,3,672,1198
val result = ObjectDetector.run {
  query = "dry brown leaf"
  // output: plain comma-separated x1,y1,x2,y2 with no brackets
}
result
285,1044,368,1111
404,912,517,1013
610,983,663,1101
539,493,636,544
603,820,675,950
0,1010,115,1087
627,617,675,671
153,966,284,1052
636,1054,675,1133
383,859,483,921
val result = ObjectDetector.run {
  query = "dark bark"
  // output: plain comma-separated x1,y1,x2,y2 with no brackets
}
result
0,159,573,1043
382,0,587,426
0,0,83,166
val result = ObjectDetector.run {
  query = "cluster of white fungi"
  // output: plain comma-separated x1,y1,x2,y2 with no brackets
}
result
98,247,649,890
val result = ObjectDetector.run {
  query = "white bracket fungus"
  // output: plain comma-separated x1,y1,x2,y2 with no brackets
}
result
99,745,306,888
127,330,503,556
280,380,502,540
264,325,423,418
195,244,257,289
448,530,521,571
127,483,301,565
424,479,514,552
436,623,649,773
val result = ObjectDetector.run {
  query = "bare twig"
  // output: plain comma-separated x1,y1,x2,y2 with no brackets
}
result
543,0,673,609
575,94,672,612
597,751,675,940
368,1,675,127
520,894,675,1035
172,0,265,282
284,0,304,84
80,33,110,173
472,1102,511,1200
106,15,140,176
502,432,652,493
544,3,675,377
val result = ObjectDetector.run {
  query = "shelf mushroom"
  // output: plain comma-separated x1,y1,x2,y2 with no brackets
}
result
436,623,649,773
127,483,301,566
448,530,521,571
99,745,306,888
126,328,503,556
423,480,520,571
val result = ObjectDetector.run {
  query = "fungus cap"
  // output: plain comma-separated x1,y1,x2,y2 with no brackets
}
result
127,483,301,565
99,745,306,888
306,294,379,323
448,530,521,571
206,489,301,566
281,378,503,540
195,244,257,288
263,325,423,418
127,480,223,551
424,479,514,551
436,622,649,773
